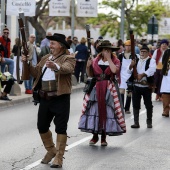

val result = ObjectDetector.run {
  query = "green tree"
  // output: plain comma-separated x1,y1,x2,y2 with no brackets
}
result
88,0,166,40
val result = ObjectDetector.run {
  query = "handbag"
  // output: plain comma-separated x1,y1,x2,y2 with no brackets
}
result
32,67,47,105
83,77,96,94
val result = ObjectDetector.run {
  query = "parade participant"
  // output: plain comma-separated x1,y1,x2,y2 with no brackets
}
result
128,44,156,128
78,40,126,146
118,40,134,113
22,33,76,168
160,49,170,117
0,27,14,75
152,39,169,101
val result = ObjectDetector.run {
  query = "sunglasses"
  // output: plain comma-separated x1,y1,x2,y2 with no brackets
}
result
4,32,9,34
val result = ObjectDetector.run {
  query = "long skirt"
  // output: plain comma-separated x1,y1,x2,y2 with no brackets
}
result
78,85,126,136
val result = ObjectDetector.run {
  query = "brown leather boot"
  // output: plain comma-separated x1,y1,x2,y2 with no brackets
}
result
51,134,67,168
40,130,56,164
162,94,170,116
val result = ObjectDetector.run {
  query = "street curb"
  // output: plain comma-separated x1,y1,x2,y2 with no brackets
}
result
0,85,84,109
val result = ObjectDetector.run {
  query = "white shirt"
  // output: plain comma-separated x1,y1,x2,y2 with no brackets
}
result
127,56,156,87
119,57,132,89
160,70,170,93
98,59,109,66
42,55,60,81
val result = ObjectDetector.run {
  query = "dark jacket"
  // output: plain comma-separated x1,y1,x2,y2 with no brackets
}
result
75,43,88,61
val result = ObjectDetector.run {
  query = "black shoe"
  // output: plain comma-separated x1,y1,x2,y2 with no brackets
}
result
50,164,62,168
0,96,12,101
147,124,152,128
131,123,140,128
162,113,169,117
125,110,131,114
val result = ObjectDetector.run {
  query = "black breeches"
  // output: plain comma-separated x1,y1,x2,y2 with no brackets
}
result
132,86,153,119
37,94,70,134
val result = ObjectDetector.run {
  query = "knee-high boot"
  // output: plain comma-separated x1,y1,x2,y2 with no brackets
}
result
131,108,140,128
40,130,56,164
51,134,67,168
162,94,170,116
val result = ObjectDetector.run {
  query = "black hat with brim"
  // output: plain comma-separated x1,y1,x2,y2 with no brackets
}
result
97,40,120,52
140,44,149,52
46,33,70,49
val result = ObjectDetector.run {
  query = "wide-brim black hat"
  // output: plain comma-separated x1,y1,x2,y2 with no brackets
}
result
97,40,120,52
46,33,70,49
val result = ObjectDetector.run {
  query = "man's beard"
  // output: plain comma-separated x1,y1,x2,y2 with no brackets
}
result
140,55,146,59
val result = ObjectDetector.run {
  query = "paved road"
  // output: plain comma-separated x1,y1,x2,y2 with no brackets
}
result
0,91,170,170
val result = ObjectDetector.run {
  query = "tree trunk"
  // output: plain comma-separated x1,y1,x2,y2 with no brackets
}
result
26,16,46,44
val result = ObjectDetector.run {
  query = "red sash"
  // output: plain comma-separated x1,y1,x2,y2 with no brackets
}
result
156,49,162,65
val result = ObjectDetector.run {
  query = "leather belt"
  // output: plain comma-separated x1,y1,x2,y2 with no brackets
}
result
96,74,111,81
134,80,148,85
39,90,57,100
42,80,57,91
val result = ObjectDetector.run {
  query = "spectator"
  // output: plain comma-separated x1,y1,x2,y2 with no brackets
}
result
70,37,79,53
67,39,74,54
12,38,22,81
40,32,52,49
74,37,88,83
0,56,14,101
24,34,39,94
39,32,52,58
0,27,14,75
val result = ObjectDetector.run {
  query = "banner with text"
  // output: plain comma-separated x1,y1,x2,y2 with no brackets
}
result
76,0,98,17
159,17,170,35
7,0,35,16
49,0,70,16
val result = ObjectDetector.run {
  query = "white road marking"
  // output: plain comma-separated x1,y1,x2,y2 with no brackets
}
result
20,110,147,170
20,135,92,170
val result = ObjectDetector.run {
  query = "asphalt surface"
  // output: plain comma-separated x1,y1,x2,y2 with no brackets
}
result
1,84,169,170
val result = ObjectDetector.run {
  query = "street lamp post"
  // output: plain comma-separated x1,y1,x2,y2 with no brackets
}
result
1,0,5,32
147,15,158,45
120,0,125,41
71,0,75,39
